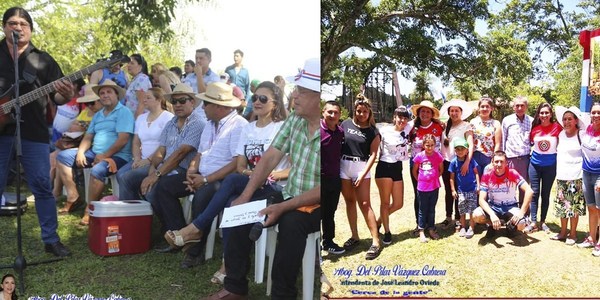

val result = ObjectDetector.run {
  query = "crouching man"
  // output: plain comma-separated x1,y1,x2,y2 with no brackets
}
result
472,151,533,238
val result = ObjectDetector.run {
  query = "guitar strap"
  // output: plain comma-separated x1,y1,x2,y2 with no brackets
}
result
24,52,56,123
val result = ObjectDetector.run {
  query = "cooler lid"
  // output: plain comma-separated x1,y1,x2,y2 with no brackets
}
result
89,200,153,217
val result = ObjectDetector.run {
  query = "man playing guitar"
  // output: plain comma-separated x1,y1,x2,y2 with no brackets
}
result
0,7,75,257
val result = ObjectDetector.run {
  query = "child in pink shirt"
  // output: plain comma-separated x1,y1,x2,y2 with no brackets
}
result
412,134,444,242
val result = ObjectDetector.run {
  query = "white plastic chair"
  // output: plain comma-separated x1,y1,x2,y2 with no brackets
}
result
182,194,219,261
82,168,119,203
266,225,320,300
254,226,274,284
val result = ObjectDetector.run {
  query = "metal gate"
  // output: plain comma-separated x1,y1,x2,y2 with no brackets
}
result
341,66,397,123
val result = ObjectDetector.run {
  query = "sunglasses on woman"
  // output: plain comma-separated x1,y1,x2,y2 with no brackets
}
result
251,94,271,104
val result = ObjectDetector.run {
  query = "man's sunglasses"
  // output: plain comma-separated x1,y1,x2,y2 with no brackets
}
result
170,97,192,105
251,94,270,104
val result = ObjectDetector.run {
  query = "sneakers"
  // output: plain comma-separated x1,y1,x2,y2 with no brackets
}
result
592,243,600,257
323,242,345,255
465,228,474,239
365,245,381,260
540,223,551,233
382,232,392,245
577,236,595,248
458,228,466,237
565,238,576,246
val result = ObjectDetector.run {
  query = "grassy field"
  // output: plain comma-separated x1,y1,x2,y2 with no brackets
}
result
0,185,281,299
321,161,600,298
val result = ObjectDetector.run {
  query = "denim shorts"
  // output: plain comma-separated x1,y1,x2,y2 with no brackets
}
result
582,171,600,207
56,148,127,181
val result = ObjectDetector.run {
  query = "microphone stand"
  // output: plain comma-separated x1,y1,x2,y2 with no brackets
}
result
0,31,63,295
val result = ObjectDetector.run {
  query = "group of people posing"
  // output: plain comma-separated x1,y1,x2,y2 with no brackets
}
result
321,93,600,260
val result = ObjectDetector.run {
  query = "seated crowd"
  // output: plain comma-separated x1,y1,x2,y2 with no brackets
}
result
49,53,320,299
322,93,600,261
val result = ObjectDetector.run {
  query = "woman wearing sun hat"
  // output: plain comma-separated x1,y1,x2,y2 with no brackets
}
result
552,106,587,245
408,100,443,235
439,98,475,232
52,84,103,213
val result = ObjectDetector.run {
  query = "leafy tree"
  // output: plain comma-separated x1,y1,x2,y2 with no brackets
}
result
0,1,190,74
492,0,586,72
321,0,489,87
412,71,432,102
466,25,533,101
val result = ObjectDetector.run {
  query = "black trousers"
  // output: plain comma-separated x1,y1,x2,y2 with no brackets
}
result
442,160,459,220
151,172,220,252
321,176,341,244
224,205,320,299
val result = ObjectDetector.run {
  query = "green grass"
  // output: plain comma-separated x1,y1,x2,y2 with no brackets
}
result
0,188,276,299
322,162,600,298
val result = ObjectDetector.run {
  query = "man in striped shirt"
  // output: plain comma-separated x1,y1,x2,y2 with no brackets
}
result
501,96,533,207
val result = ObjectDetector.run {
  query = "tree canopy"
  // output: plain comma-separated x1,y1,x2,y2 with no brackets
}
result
0,0,199,73
321,0,489,92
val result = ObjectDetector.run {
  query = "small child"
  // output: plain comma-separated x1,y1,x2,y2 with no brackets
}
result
412,134,444,242
448,137,480,239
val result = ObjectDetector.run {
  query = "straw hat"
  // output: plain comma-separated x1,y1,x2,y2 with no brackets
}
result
286,58,320,92
439,99,473,121
198,82,242,107
164,83,201,102
410,100,440,119
77,84,100,103
92,79,126,99
555,105,589,129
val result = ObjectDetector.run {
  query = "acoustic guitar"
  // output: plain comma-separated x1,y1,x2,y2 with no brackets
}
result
0,53,127,132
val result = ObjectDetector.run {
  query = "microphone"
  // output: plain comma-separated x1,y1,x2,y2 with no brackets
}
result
12,31,19,41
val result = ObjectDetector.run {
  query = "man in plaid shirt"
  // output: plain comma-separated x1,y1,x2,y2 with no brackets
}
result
202,58,321,300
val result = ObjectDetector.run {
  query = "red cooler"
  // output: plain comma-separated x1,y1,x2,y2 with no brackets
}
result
88,200,153,256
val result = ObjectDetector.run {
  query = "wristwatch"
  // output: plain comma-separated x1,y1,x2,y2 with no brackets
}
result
202,175,208,185
155,169,162,178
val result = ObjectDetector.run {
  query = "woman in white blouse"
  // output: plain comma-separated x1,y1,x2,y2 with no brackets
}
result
116,87,173,200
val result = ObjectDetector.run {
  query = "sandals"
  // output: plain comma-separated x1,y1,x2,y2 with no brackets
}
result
210,270,226,285
58,198,84,215
343,238,359,250
365,245,381,260
411,226,420,237
523,223,538,234
321,272,334,297
164,230,201,252
79,214,90,226
540,223,551,233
